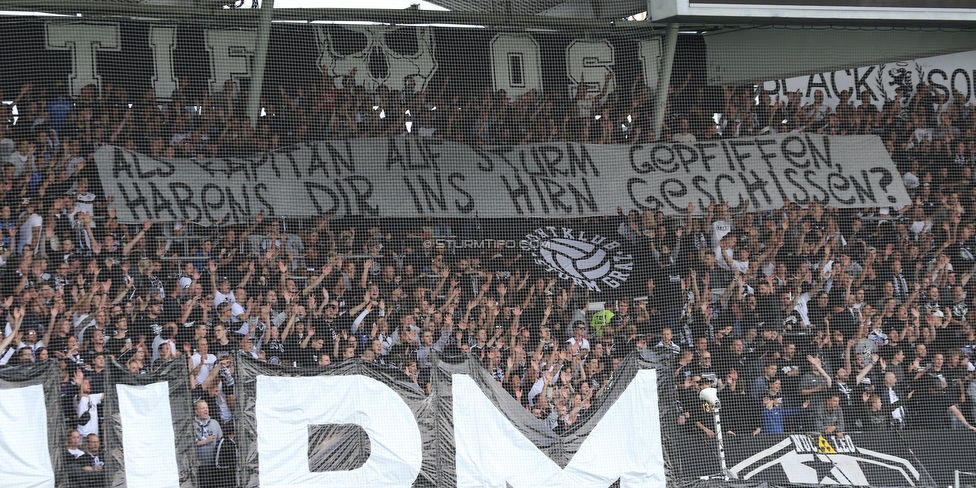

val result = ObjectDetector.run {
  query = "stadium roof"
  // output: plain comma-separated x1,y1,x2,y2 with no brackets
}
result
0,0,975,86
4,0,976,28
316,0,976,86
651,0,976,26
421,0,646,20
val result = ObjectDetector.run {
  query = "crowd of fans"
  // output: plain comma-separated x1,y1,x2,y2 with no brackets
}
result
10,63,974,160
1,70,976,487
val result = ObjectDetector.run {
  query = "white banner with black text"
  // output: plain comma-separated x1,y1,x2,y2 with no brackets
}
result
93,134,910,225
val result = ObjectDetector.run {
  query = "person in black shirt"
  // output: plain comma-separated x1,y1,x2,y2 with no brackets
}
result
258,323,286,365
86,353,106,394
280,311,308,367
80,328,109,365
778,342,804,404
808,291,830,329
376,264,401,301
947,223,976,272
179,282,209,339
105,317,133,363
131,301,163,344
98,255,127,300
910,375,976,431
694,350,716,380
45,315,73,357
160,280,183,325
75,434,106,488
298,327,329,368
718,377,762,436
210,324,238,358
858,392,908,431
213,421,237,488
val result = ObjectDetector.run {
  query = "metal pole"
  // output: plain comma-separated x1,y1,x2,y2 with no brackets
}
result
711,402,730,480
651,23,678,139
248,0,275,128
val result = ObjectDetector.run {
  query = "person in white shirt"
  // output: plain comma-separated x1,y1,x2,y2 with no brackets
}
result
7,139,35,178
191,338,218,386
151,323,178,365
76,378,103,438
17,199,42,254
17,328,44,360
672,117,697,143
69,178,99,247
655,327,680,354
566,323,590,357
178,261,196,293
63,137,86,188
65,430,84,460
228,287,251,326
902,170,919,191
209,259,242,311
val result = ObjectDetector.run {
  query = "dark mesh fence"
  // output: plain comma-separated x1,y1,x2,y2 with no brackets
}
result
0,3,974,487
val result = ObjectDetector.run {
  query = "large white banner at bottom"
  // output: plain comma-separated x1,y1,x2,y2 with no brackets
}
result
453,370,665,488
0,384,55,488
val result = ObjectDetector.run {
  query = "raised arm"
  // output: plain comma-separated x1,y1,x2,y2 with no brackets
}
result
240,213,264,241
0,306,25,353
40,306,59,346
347,291,371,318
277,260,290,295
351,304,374,335
810,355,832,389
178,294,199,324
280,313,298,343
843,339,855,378
122,220,153,257
236,260,255,290
300,326,315,349
359,258,372,290
720,274,741,309
302,263,333,296
689,268,702,305
201,356,229,394
333,329,346,359
431,267,450,299
110,110,133,143
208,260,219,296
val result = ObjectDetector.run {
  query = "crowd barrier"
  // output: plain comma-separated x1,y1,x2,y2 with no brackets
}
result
0,353,664,488
4,351,976,487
